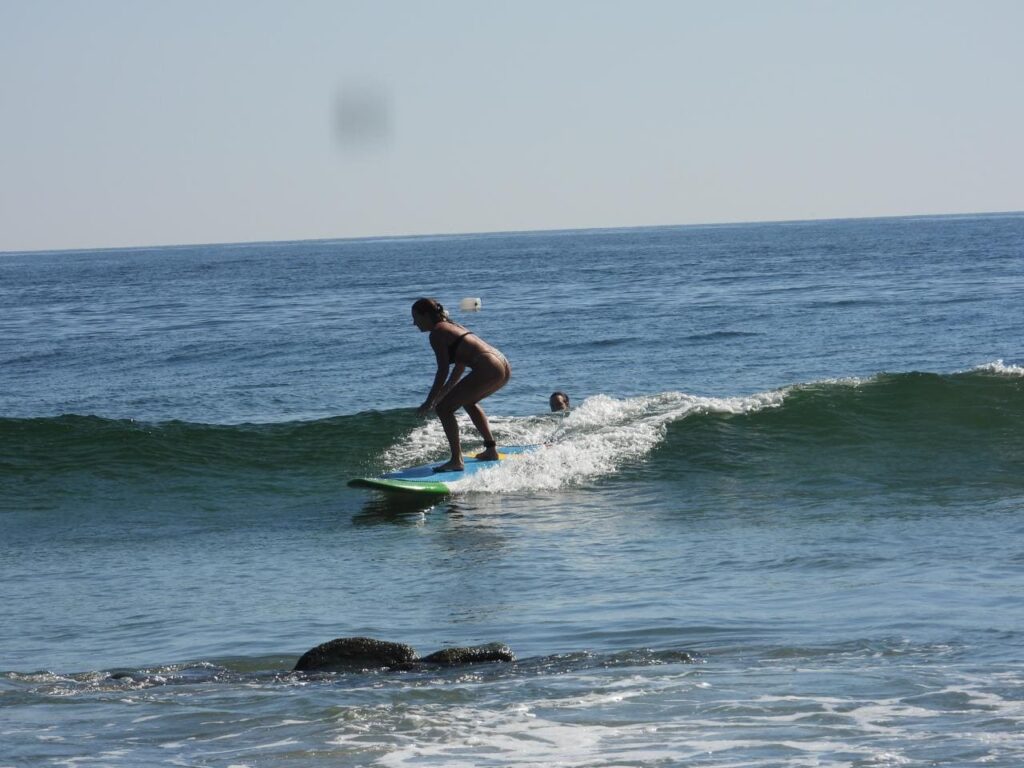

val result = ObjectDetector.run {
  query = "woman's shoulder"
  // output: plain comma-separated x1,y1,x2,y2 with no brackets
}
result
428,321,461,340
432,320,465,335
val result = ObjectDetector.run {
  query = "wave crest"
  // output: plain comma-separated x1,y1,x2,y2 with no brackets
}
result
3,366,1022,496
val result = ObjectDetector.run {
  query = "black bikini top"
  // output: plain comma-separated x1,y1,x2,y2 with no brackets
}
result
448,331,473,360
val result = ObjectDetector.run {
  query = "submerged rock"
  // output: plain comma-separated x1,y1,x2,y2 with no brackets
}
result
108,670,148,683
419,643,516,666
293,637,417,672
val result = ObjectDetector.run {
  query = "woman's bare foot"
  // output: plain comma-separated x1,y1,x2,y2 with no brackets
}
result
474,446,500,461
433,459,465,473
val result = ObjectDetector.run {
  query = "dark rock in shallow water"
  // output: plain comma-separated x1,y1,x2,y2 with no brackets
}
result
419,643,516,666
293,636,517,673
293,637,417,672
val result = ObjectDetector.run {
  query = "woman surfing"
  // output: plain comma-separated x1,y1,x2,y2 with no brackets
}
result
411,297,511,472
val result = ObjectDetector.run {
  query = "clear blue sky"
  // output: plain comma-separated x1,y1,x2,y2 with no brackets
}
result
2,0,1022,251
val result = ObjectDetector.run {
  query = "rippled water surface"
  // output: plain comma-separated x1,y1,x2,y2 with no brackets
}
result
2,214,1024,766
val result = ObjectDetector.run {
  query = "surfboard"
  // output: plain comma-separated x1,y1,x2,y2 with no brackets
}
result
349,445,539,495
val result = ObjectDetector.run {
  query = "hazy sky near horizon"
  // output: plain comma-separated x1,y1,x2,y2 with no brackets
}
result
2,0,1022,251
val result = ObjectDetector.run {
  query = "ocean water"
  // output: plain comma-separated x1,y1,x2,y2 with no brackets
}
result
2,213,1023,767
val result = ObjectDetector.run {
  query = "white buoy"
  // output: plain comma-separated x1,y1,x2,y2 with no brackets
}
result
459,297,482,311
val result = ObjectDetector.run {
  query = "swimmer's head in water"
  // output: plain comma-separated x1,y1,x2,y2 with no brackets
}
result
549,391,570,411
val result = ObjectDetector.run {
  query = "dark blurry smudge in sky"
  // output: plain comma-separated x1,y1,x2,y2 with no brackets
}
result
334,82,392,152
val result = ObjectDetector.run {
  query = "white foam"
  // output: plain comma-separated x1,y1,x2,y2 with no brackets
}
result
973,359,1024,376
318,653,1024,766
791,374,874,389
326,684,892,768
381,390,786,494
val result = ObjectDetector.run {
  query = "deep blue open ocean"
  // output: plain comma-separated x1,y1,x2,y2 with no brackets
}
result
2,213,1024,766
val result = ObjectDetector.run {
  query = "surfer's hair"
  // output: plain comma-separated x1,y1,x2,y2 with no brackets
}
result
412,297,449,323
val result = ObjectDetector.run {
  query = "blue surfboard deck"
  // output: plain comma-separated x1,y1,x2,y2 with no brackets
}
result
349,445,539,495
